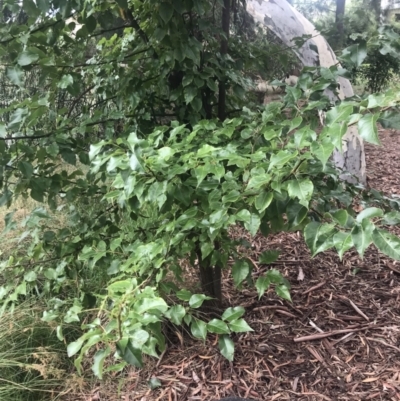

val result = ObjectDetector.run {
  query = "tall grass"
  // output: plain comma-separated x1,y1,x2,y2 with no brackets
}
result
0,301,73,401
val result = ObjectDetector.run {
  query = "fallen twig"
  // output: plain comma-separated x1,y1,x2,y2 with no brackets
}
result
294,325,379,342
348,299,369,321
303,281,326,295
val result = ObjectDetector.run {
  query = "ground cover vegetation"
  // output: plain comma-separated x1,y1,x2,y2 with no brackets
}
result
0,0,400,396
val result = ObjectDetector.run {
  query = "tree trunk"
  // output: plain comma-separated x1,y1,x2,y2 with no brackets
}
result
218,0,231,121
335,0,346,50
370,0,381,23
196,242,222,305
246,0,367,186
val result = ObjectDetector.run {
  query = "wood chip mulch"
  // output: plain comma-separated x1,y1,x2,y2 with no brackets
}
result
71,130,400,401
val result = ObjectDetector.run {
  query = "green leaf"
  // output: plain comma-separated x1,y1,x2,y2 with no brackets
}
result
268,150,298,171
331,210,349,226
136,298,168,314
165,305,186,325
228,319,253,333
17,50,39,66
382,211,400,225
372,229,400,260
222,190,241,203
244,214,260,236
324,123,347,152
247,174,271,190
221,306,245,322
200,242,214,259
236,209,251,222
340,42,367,67
6,67,23,86
58,74,73,89
207,319,230,334
176,289,192,301
255,192,273,212
358,113,380,146
259,250,280,264
23,0,40,17
287,202,308,228
287,178,313,207
326,104,353,126
120,341,143,368
108,280,132,293
92,347,111,379
67,339,84,357
115,0,128,8
356,207,383,223
218,335,234,361
351,220,374,258
255,274,270,299
232,259,250,287
36,0,50,12
304,222,336,256
60,149,76,165
18,161,34,178
159,3,174,23
333,231,353,260
131,330,150,348
0,123,6,138
191,318,207,340
189,294,210,308
311,141,335,167
379,111,400,130
276,285,291,301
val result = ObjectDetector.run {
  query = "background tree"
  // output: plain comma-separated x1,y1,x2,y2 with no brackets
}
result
335,0,346,49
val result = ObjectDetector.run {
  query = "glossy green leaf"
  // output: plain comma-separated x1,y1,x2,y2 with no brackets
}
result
120,341,143,368
275,285,291,301
232,259,250,287
304,222,336,256
255,274,270,299
228,318,253,333
191,318,207,340
358,113,380,146
333,231,353,260
287,178,313,207
207,319,230,334
351,220,374,258
244,214,260,236
222,306,245,322
356,207,383,223
255,191,273,212
372,229,400,260
67,339,84,357
159,3,174,23
189,294,210,308
259,250,280,264
218,335,234,361
92,347,111,379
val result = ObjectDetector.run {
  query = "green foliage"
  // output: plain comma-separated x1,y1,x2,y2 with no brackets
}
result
0,0,400,381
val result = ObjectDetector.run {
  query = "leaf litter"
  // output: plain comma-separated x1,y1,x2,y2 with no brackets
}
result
62,129,400,401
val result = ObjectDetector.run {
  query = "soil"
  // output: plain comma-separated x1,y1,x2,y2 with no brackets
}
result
68,129,400,401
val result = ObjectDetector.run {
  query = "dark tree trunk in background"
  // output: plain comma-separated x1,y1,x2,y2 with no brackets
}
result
335,0,346,49
370,0,381,23
196,241,222,306
218,0,231,121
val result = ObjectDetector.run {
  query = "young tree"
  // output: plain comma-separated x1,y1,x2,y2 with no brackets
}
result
1,0,400,376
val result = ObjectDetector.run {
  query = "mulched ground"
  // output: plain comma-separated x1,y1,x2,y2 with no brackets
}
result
72,130,400,401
